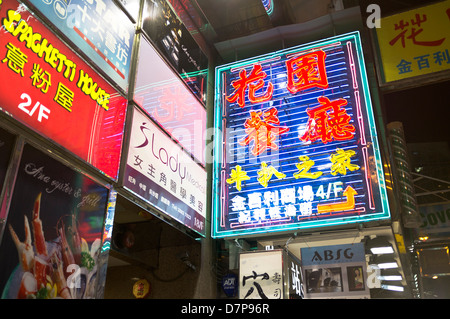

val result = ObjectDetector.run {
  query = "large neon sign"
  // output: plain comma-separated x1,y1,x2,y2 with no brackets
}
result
212,32,390,238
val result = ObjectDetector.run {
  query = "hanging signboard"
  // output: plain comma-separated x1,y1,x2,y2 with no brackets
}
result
374,0,450,83
133,36,206,165
212,31,390,238
301,243,369,298
27,0,136,92
0,0,128,181
141,0,208,104
121,107,206,237
0,143,110,299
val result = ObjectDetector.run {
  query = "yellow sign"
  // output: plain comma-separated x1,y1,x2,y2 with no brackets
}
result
376,1,450,82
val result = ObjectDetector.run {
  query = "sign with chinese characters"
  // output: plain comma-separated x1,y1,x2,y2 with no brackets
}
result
28,0,135,92
375,0,450,83
301,243,369,299
122,108,206,236
0,0,128,180
239,250,284,299
212,32,390,238
134,36,206,165
0,127,15,199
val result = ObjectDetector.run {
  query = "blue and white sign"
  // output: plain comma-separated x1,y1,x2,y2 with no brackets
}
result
28,0,135,92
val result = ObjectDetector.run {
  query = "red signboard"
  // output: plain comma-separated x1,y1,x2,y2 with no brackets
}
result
0,0,127,180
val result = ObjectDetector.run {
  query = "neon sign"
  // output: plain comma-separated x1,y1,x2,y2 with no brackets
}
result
212,32,390,238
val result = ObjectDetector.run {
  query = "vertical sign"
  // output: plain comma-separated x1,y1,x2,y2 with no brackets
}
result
239,250,283,299
122,108,206,236
0,144,110,299
301,243,369,298
212,32,390,238
27,0,136,92
375,0,450,83
0,0,128,180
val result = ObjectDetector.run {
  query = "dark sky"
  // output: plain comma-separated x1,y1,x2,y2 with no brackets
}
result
383,79,450,145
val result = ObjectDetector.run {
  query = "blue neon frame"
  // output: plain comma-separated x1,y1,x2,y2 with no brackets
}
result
212,32,390,238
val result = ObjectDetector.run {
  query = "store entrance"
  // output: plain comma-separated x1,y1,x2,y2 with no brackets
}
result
104,195,201,299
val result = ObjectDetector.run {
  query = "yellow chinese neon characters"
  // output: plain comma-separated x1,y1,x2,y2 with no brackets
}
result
257,162,285,187
226,165,250,191
330,148,360,176
293,155,323,179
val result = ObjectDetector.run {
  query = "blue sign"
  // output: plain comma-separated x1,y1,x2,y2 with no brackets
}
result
28,0,135,92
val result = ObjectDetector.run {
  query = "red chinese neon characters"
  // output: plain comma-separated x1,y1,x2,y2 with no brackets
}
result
286,50,328,94
300,96,355,144
239,107,289,156
226,64,274,108
389,14,445,48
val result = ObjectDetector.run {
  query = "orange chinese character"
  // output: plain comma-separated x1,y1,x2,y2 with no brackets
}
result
226,64,274,108
286,50,328,94
300,96,355,144
239,107,289,156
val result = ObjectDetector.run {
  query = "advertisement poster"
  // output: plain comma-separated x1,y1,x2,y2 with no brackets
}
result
28,0,136,92
239,250,284,299
212,32,390,238
0,144,109,299
122,107,206,236
0,0,128,180
301,243,369,299
375,0,450,83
